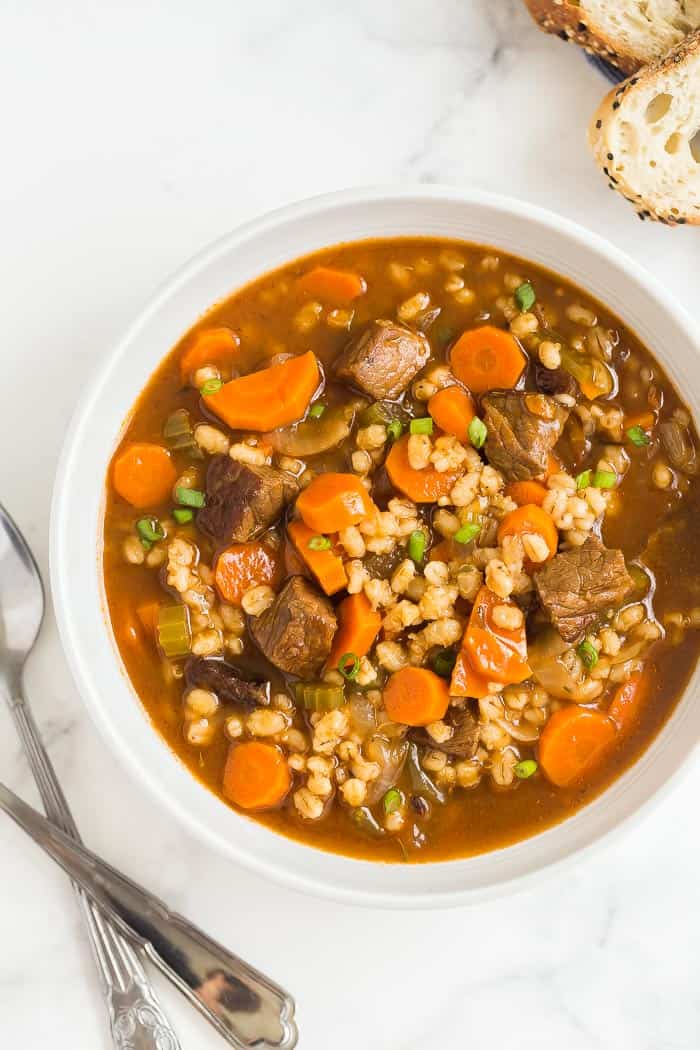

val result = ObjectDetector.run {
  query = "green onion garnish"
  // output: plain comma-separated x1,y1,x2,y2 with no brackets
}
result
309,403,326,419
383,788,402,815
338,652,361,680
173,507,194,524
514,281,536,312
454,522,481,545
627,425,650,447
308,535,332,551
577,638,599,670
136,517,164,544
432,648,457,678
592,470,617,489
408,529,427,564
575,469,592,490
175,486,206,508
410,417,433,436
468,416,487,449
200,378,223,396
514,759,538,779
387,419,403,441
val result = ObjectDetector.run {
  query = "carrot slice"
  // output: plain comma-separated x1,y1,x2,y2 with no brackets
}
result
298,266,367,304
214,541,282,606
223,742,292,810
427,386,476,442
112,442,177,508
463,586,531,685
546,452,561,479
204,351,320,432
136,601,160,636
449,650,492,699
179,327,239,384
383,667,450,726
450,326,526,394
497,504,558,562
296,473,374,533
608,672,649,736
385,434,461,503
326,592,382,671
506,480,547,507
288,519,348,596
538,705,617,787
624,410,656,432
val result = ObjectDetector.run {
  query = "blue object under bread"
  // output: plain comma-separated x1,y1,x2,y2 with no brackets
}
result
585,52,626,84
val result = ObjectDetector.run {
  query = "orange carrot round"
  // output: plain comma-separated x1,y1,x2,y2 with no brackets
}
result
383,667,450,726
538,706,617,787
497,505,558,561
298,266,367,304
296,473,374,533
427,386,476,442
385,434,461,503
463,586,531,685
326,592,382,671
506,480,547,507
112,442,177,508
449,650,491,699
214,542,281,606
608,673,648,736
450,325,526,394
180,327,239,384
287,519,348,596
204,351,320,432
223,742,292,811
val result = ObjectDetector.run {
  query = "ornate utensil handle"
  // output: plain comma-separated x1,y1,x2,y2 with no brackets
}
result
8,694,181,1050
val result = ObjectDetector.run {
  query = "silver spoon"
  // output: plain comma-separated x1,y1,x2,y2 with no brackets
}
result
0,502,297,1049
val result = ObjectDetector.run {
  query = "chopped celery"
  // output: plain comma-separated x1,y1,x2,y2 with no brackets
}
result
560,345,614,399
357,401,392,427
350,807,385,837
163,408,200,456
156,604,191,658
294,681,346,712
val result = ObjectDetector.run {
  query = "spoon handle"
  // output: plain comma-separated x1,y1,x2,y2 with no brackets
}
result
8,695,182,1050
0,774,298,1050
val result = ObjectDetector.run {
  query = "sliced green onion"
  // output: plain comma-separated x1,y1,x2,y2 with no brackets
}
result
383,788,403,815
627,425,650,447
173,507,194,524
308,535,332,551
514,759,538,779
200,378,223,396
387,419,403,441
156,604,191,658
468,416,487,449
575,469,592,490
454,522,481,545
432,648,457,678
408,529,427,564
309,403,326,419
577,638,599,670
338,652,361,680
294,681,346,712
592,470,617,490
175,486,206,508
410,417,434,436
163,408,199,455
514,281,536,312
136,517,164,544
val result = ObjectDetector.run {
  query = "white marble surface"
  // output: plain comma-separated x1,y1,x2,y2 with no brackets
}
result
1,1,699,1046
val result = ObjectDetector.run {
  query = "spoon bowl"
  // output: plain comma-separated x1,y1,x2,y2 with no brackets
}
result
0,503,45,683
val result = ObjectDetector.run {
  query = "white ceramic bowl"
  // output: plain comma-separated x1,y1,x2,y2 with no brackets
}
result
51,185,700,908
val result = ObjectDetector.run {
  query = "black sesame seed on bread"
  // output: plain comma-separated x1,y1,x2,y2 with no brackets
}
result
524,1,700,75
588,30,700,224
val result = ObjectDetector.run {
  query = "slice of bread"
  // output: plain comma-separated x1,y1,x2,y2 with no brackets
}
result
589,30,700,224
525,1,700,74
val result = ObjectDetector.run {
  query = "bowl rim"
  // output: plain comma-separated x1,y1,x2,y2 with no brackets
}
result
50,183,700,908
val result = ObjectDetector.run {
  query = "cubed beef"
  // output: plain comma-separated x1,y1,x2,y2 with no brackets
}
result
185,657,269,707
534,536,633,643
534,362,579,399
411,706,479,758
482,391,570,481
334,320,430,401
249,576,337,678
197,454,299,544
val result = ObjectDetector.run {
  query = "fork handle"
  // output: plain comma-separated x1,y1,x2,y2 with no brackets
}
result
8,694,181,1050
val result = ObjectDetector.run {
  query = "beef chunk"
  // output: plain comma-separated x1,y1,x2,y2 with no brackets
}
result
197,454,299,544
534,363,579,399
534,536,633,643
482,391,570,482
249,576,337,678
185,657,270,707
334,320,430,401
411,706,479,758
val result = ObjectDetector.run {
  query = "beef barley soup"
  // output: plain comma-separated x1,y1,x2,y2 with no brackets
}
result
103,238,700,862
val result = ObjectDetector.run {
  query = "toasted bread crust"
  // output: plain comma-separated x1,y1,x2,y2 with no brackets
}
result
524,1,643,74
